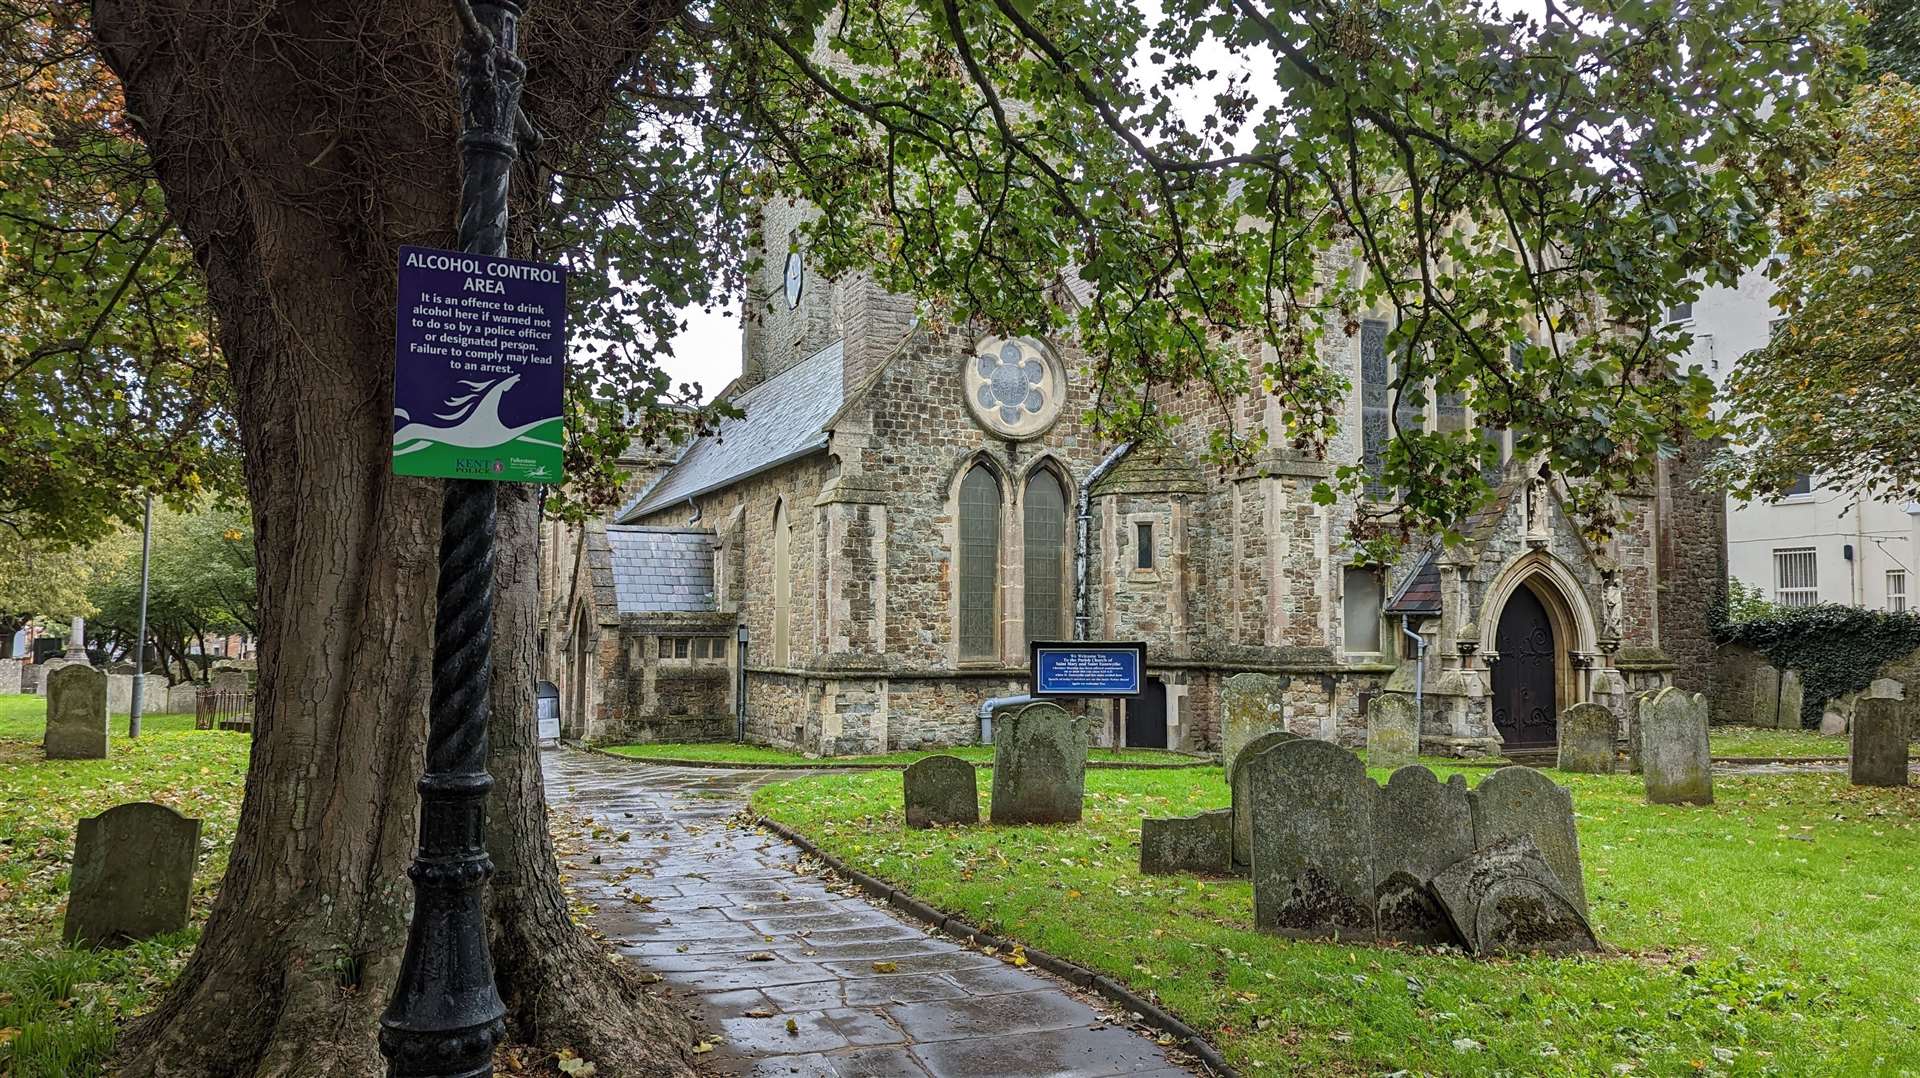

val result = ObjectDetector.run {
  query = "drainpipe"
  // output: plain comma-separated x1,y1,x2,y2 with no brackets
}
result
1074,441,1136,641
977,693,1033,744
1401,614,1427,719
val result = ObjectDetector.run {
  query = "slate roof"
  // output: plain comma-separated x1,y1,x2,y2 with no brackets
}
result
619,341,844,521
605,526,716,613
1385,547,1443,616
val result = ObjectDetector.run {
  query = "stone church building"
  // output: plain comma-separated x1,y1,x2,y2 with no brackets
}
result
539,209,1724,758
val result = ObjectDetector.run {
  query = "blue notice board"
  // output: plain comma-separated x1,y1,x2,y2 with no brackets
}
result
1029,641,1146,698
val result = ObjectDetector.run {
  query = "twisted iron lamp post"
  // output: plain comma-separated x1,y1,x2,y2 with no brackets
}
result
378,1,528,1073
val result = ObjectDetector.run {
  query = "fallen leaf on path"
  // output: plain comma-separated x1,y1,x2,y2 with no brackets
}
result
872,961,899,973
746,951,775,962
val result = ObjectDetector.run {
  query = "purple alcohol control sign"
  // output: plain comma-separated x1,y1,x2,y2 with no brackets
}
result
392,244,566,483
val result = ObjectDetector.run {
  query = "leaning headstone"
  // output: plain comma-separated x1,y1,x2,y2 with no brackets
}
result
1140,809,1233,876
1776,670,1805,730
1365,692,1419,770
63,802,201,947
1372,766,1473,944
1640,687,1714,806
989,702,1089,825
44,665,109,760
1468,766,1587,916
903,754,980,828
1245,738,1377,940
1556,703,1617,774
1220,672,1287,780
1429,835,1597,956
1230,729,1300,869
1850,698,1910,788
1751,663,1781,728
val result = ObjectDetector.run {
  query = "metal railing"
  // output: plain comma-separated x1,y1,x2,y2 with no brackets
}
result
195,689,255,732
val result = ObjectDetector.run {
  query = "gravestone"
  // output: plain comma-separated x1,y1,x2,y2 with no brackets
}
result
211,668,251,694
1468,766,1587,916
1640,687,1714,806
989,702,1089,825
0,657,20,694
1140,809,1233,876
1850,698,1910,787
1245,738,1377,940
21,660,44,694
1220,672,1287,780
167,680,202,715
1819,708,1848,737
903,754,980,828
44,665,108,760
105,673,166,717
1556,703,1617,774
1751,663,1781,727
63,802,201,947
1429,835,1597,956
1776,670,1805,730
1372,766,1473,944
1365,692,1419,770
1230,729,1300,869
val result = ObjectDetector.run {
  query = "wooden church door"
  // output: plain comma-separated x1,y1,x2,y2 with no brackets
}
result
1492,587,1557,749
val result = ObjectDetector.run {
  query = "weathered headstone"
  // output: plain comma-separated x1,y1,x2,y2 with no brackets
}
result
1468,766,1587,916
1140,809,1233,876
1245,738,1377,940
1751,663,1781,727
1819,708,1848,737
1372,766,1473,944
989,702,1089,825
1429,835,1597,955
903,754,980,828
1230,729,1300,869
211,668,251,694
1625,689,1657,775
0,657,21,694
1850,697,1910,787
1556,703,1617,774
1365,692,1419,770
1868,677,1906,700
105,673,163,717
167,680,202,715
44,665,108,760
1640,687,1714,806
21,660,44,694
1776,669,1805,730
63,802,201,947
1220,672,1287,780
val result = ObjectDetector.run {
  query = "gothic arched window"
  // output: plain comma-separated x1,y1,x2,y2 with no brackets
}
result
772,499,792,666
1023,468,1068,645
958,464,1002,661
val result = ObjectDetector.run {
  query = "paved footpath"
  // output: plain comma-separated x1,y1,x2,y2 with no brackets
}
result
545,748,1199,1078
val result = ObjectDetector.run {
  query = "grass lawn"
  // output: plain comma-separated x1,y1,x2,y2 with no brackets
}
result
0,693,248,1077
754,759,1920,1076
1711,724,1849,759
601,740,1202,767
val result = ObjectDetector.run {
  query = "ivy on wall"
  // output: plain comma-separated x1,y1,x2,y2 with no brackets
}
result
1717,603,1920,723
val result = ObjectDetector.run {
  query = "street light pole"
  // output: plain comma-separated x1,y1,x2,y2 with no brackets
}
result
130,491,153,738
378,2,522,1074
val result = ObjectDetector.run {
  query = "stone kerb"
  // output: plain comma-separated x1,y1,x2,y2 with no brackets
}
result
1850,698,1910,788
903,754,980,828
1230,729,1300,870
64,802,201,947
44,664,109,760
1557,703,1617,774
1365,692,1418,770
1373,766,1473,944
1245,738,1377,940
989,702,1089,825
1640,687,1714,806
1140,809,1233,876
1220,672,1287,781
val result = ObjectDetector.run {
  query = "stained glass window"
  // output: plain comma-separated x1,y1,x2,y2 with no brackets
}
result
1023,470,1067,645
959,465,1001,660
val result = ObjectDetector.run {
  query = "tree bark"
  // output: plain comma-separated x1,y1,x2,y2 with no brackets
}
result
89,2,695,1074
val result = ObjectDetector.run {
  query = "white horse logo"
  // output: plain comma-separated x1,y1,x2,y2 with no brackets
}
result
393,374,560,455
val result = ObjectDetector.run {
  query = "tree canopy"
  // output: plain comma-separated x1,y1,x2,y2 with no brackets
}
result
83,505,256,679
1721,75,1920,502
0,530,94,655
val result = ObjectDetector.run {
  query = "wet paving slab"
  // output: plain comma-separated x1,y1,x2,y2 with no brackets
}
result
545,748,1200,1078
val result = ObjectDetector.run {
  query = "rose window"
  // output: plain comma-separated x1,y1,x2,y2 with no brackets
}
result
963,336,1065,439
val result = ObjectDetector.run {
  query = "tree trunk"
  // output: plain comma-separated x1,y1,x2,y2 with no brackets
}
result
89,2,695,1074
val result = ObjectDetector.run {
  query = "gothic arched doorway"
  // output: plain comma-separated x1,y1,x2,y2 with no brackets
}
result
1492,586,1557,749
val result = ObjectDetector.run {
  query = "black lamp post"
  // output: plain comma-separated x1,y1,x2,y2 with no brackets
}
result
378,2,525,1074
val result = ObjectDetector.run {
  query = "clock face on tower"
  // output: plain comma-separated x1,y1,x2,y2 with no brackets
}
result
784,251,804,310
